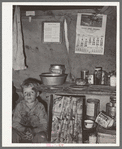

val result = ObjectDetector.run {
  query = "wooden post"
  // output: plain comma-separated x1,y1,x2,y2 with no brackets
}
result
47,94,53,142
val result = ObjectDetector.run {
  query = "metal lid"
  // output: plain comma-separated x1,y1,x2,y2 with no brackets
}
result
50,64,65,67
50,64,65,69
95,67,102,71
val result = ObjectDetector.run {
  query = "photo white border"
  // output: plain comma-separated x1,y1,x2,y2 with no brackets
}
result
2,2,120,147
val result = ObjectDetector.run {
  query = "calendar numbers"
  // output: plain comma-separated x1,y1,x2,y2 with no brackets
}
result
75,35,104,55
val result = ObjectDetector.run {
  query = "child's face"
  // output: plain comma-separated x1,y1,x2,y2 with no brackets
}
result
23,86,39,104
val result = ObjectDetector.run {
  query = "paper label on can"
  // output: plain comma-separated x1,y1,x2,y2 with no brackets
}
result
86,103,95,117
95,112,114,128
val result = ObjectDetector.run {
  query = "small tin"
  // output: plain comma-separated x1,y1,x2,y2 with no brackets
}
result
95,111,114,128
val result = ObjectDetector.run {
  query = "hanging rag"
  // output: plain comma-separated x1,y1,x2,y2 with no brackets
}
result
13,6,27,70
64,19,69,54
64,19,75,82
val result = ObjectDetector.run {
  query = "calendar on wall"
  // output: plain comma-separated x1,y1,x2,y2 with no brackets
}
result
75,13,107,55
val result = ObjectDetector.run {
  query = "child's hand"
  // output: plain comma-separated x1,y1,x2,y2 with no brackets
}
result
24,131,33,140
23,128,33,140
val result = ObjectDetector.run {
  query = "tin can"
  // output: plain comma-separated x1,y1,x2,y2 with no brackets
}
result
94,67,102,85
86,99,100,120
95,111,114,128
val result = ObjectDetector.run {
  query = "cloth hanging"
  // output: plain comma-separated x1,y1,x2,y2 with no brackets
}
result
64,19,69,54
13,6,27,70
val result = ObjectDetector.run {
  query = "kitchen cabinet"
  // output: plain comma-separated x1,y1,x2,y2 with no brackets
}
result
38,82,116,143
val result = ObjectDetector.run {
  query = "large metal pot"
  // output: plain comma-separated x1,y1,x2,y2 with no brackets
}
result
39,73,67,86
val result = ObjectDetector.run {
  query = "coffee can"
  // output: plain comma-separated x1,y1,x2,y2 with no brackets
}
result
86,98,100,120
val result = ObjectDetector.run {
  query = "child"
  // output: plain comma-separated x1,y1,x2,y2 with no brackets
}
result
12,78,48,143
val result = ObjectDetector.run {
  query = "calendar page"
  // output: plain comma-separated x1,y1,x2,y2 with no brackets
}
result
75,13,107,55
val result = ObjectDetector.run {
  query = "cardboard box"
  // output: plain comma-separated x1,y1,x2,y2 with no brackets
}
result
97,125,116,144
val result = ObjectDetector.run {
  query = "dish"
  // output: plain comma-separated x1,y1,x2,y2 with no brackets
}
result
68,84,89,90
84,119,94,129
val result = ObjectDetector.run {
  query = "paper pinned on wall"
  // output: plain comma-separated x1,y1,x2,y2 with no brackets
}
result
75,13,107,55
43,22,60,43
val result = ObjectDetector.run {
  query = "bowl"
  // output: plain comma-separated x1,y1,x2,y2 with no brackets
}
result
84,119,94,129
39,73,67,86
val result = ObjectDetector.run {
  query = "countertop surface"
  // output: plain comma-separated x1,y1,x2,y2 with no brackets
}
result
37,82,116,96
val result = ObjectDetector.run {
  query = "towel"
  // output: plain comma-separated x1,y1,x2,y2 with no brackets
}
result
13,6,27,70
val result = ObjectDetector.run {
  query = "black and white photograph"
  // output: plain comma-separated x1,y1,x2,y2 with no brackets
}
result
2,2,120,147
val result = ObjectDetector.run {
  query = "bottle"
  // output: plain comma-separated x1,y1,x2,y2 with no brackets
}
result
94,67,102,85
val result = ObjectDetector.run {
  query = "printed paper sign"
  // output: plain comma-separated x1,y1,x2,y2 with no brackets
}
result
75,13,107,55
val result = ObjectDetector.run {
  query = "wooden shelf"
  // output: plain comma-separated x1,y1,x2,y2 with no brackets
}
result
38,82,116,96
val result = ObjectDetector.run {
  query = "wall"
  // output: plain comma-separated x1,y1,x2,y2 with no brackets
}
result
13,8,116,88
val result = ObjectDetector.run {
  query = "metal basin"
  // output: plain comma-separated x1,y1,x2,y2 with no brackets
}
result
39,73,67,86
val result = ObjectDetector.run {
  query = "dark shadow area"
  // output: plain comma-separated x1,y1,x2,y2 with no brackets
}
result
37,96,48,113
12,82,19,110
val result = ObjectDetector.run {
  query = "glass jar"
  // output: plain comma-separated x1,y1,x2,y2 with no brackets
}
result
94,67,102,85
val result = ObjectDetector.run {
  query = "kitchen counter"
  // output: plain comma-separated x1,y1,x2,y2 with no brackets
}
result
38,82,116,96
